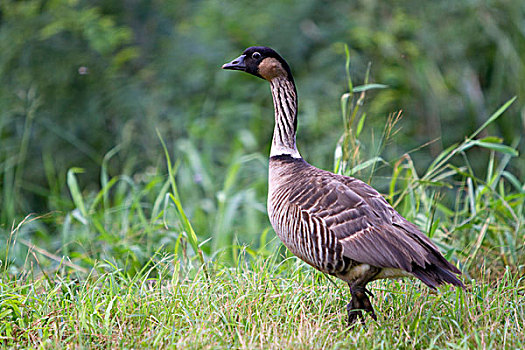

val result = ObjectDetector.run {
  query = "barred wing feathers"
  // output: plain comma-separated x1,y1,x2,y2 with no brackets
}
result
285,168,463,289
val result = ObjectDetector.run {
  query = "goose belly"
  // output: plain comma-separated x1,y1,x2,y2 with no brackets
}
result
337,264,411,283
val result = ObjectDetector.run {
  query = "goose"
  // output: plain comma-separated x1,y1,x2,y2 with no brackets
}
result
222,46,464,326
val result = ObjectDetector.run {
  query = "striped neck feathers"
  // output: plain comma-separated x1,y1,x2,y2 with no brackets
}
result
269,76,301,159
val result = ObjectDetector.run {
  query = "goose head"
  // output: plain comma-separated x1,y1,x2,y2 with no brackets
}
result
222,46,293,82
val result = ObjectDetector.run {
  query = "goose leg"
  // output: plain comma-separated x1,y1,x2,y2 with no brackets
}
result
346,266,381,327
347,285,376,326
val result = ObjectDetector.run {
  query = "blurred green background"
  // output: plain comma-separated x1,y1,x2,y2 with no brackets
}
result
1,0,524,271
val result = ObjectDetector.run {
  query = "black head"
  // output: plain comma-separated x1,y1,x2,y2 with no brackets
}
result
222,46,293,81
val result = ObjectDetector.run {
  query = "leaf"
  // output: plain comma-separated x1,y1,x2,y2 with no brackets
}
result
471,140,519,156
425,143,458,176
502,171,524,193
470,96,517,139
415,180,453,188
344,44,353,93
478,136,503,143
352,84,389,92
355,112,367,138
348,157,385,175
67,167,87,219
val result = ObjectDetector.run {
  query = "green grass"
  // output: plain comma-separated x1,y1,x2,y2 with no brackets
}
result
1,255,524,348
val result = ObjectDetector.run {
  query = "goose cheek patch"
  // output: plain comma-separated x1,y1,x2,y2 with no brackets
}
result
258,57,287,80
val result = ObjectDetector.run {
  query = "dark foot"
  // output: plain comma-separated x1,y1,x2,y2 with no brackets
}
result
346,286,377,327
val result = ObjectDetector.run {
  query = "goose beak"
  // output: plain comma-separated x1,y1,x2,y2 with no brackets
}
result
222,54,247,71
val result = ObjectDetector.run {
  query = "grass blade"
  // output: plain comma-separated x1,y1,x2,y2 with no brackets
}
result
67,167,87,220
156,129,207,276
469,97,516,139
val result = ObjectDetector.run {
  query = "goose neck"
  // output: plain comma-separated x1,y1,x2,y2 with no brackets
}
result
269,77,301,158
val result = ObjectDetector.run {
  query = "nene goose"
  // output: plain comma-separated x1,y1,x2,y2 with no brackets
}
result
222,46,463,326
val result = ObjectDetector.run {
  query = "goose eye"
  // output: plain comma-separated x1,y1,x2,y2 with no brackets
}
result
252,52,261,59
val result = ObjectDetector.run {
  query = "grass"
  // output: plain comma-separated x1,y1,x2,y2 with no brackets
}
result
1,51,524,348
1,255,524,348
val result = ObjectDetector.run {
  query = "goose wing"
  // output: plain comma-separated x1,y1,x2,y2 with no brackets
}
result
287,171,462,288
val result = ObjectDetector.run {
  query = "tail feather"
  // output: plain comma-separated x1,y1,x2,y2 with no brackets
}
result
411,263,464,289
396,222,464,289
